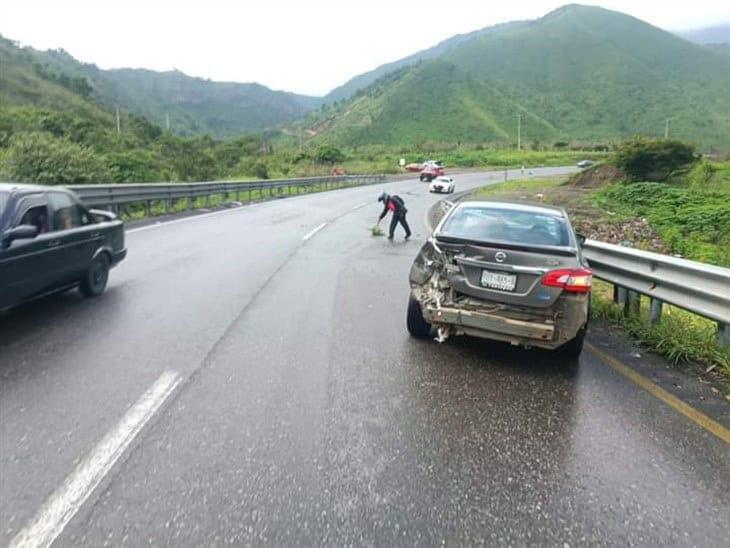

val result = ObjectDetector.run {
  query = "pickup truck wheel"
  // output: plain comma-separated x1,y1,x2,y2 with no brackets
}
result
80,253,110,298
407,297,432,338
419,175,425,181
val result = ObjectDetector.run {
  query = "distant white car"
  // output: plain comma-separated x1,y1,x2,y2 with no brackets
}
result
577,160,593,168
429,176,455,194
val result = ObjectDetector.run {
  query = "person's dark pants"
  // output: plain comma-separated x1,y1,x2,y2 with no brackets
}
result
389,212,411,239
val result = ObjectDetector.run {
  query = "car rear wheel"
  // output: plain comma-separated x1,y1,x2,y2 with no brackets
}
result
557,324,586,358
407,297,432,338
80,253,110,298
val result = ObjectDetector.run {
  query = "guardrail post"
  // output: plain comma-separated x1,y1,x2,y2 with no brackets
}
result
649,298,663,325
718,323,730,350
624,290,640,317
616,286,627,305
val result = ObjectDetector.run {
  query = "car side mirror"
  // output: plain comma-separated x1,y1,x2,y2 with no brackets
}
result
89,209,117,223
576,233,586,247
1,224,39,248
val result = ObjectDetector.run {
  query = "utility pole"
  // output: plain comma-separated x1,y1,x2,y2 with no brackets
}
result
115,106,121,135
166,112,170,131
516,113,522,151
664,118,671,139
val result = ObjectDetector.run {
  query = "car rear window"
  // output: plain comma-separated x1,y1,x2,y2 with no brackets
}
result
440,205,571,247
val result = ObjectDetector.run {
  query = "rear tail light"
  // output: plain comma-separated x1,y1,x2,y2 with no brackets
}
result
541,268,592,293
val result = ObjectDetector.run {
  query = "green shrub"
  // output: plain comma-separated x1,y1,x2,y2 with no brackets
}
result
314,144,345,164
104,149,169,183
2,132,114,184
614,138,696,182
251,161,269,180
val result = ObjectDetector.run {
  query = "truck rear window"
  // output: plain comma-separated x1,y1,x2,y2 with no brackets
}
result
441,205,571,247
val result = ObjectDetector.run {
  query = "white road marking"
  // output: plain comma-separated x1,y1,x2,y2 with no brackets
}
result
351,202,368,211
10,370,182,548
302,222,328,241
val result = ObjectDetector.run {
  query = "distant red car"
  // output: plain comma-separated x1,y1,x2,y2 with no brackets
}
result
406,163,424,172
419,165,444,182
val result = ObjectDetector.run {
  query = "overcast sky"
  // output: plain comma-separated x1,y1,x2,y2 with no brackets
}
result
1,0,728,96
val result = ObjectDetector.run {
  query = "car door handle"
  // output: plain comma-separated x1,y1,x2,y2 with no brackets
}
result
48,239,61,248
90,232,102,239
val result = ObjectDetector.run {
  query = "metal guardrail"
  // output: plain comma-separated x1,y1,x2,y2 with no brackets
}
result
69,175,385,210
583,240,730,348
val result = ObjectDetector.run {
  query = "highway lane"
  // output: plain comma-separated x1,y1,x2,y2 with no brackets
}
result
0,167,548,544
1,166,728,546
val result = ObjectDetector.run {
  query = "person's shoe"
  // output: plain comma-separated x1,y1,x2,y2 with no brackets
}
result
405,234,411,241
387,236,394,240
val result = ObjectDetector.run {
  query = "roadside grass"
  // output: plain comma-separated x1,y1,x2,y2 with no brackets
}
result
591,281,730,388
470,176,565,199
589,160,730,267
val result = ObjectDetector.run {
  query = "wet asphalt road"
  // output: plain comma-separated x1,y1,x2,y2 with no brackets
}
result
1,168,728,546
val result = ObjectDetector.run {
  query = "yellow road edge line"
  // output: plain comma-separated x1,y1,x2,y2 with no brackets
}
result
586,342,730,445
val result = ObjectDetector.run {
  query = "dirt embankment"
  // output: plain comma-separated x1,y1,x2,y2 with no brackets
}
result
565,163,624,188
564,165,668,251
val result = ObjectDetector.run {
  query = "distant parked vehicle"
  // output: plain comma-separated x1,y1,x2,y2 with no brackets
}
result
429,176,455,194
407,200,591,357
420,165,445,182
423,160,444,169
0,183,126,310
406,160,444,173
577,160,593,168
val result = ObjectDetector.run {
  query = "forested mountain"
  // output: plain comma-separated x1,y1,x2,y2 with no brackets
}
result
307,5,730,149
0,35,320,137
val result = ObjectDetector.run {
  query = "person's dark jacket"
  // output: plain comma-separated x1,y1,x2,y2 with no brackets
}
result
378,195,407,221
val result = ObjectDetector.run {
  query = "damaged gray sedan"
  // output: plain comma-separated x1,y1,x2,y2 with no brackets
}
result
407,200,591,357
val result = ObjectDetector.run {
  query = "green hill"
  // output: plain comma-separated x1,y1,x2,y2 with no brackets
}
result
0,36,113,126
311,61,557,145
309,5,730,149
0,35,320,138
324,20,528,104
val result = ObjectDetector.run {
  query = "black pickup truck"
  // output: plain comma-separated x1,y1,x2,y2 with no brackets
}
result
0,183,126,310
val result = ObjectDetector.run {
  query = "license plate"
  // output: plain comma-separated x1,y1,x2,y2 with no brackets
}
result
481,270,517,291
